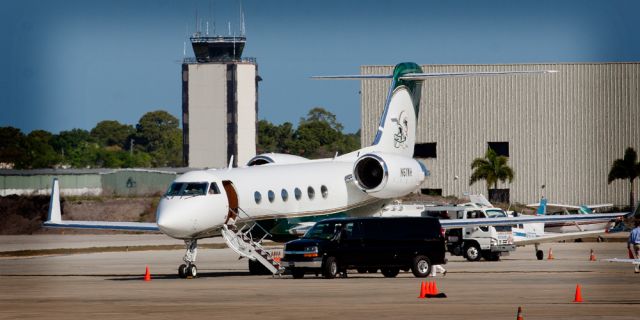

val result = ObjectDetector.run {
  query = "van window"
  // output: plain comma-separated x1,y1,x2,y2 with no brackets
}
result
341,222,364,240
303,221,340,240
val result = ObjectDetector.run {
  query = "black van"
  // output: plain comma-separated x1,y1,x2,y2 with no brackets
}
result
281,217,446,279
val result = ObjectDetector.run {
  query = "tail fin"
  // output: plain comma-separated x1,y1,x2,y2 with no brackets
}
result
536,197,548,215
579,205,593,214
47,178,62,223
313,63,556,157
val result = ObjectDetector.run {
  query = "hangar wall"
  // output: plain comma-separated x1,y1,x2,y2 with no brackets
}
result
360,63,640,205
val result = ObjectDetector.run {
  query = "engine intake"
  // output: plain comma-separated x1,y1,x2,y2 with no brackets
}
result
353,152,427,199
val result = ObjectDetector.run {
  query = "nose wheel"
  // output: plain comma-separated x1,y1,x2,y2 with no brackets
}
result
178,263,198,278
178,239,199,278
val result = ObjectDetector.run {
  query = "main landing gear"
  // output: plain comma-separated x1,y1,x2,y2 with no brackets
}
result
178,239,198,278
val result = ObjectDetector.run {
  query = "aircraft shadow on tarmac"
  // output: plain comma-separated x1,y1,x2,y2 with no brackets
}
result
107,271,251,281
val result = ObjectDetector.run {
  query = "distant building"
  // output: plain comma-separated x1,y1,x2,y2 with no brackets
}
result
181,30,259,168
360,63,640,205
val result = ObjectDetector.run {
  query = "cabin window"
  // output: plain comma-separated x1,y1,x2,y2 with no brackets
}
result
209,182,220,195
254,191,262,204
281,189,289,202
294,188,302,200
268,190,275,203
307,186,315,200
321,185,328,199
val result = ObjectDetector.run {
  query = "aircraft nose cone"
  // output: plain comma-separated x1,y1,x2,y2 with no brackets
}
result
156,200,189,238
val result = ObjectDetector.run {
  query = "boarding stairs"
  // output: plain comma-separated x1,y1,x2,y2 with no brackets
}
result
220,208,283,275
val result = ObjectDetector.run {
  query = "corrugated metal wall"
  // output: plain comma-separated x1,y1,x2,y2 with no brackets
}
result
361,63,640,205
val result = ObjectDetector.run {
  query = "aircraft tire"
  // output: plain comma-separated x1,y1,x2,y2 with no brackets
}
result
536,250,544,260
188,264,198,278
178,264,187,278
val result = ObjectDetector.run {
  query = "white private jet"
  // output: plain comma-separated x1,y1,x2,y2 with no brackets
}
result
527,197,615,233
44,62,626,278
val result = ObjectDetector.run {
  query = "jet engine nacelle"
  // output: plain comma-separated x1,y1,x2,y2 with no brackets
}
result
246,153,309,166
353,152,427,199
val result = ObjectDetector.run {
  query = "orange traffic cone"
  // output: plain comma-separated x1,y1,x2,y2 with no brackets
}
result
589,249,596,261
516,306,524,320
418,281,427,298
144,266,151,282
573,284,583,303
432,281,439,295
547,248,554,260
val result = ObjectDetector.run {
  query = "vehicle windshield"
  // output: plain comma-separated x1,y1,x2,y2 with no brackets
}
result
165,182,208,197
486,209,507,218
303,222,341,240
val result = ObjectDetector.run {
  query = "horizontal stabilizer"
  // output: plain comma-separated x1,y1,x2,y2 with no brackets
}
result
43,178,160,232
312,70,557,81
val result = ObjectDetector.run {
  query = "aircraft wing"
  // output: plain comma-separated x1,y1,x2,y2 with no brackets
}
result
439,212,626,229
526,202,613,210
605,258,640,265
513,230,605,246
43,178,160,232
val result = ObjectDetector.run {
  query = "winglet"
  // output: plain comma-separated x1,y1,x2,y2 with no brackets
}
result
47,178,62,223
536,197,548,215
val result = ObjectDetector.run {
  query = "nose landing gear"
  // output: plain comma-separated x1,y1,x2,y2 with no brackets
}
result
178,239,198,278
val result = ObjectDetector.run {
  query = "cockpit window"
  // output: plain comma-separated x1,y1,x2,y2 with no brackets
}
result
166,183,184,196
184,183,207,196
209,182,220,195
165,182,208,197
486,209,507,218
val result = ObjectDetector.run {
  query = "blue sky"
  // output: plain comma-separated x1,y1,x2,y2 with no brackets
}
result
1,0,640,134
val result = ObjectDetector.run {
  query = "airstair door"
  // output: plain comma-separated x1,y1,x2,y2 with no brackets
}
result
222,180,239,224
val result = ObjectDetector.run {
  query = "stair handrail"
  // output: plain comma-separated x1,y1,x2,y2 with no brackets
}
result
229,207,273,243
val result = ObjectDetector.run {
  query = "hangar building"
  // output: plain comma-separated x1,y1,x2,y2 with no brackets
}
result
360,63,640,205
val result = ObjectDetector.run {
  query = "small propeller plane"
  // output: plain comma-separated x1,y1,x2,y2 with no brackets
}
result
44,62,627,278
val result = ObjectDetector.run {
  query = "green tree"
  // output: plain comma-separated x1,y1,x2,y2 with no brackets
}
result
469,148,514,200
135,110,183,167
607,147,640,210
0,126,27,167
19,130,60,168
91,120,135,149
257,120,294,153
51,129,97,168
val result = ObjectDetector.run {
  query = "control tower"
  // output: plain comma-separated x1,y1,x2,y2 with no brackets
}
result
181,29,258,168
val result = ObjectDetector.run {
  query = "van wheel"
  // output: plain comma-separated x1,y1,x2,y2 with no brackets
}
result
291,268,305,279
411,255,431,278
322,256,338,279
465,243,481,261
381,267,400,278
482,251,500,261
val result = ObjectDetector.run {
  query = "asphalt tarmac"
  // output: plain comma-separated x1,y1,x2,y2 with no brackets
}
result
0,235,638,320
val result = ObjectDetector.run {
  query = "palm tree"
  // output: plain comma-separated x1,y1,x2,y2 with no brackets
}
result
470,148,514,201
607,147,640,210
